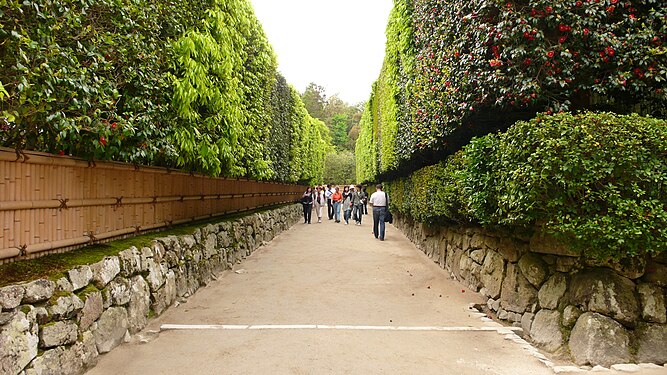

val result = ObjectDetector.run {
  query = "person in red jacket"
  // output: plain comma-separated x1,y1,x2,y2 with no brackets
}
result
331,186,343,223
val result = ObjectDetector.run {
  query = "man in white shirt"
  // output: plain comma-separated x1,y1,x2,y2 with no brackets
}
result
325,184,334,220
369,184,388,241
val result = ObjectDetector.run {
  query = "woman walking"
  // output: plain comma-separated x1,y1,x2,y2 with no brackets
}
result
301,187,314,224
331,186,343,223
313,186,326,223
342,185,353,225
352,184,364,225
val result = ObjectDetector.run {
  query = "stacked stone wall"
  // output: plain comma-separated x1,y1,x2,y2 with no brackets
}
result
0,204,302,375
393,213,667,367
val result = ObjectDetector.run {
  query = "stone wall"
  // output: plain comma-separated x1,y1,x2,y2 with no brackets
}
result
393,213,667,367
0,204,302,375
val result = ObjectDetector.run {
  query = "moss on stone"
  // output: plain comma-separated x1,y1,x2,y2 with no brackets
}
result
75,284,100,302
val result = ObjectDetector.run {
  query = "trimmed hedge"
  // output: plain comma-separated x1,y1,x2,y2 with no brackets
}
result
386,112,667,260
357,0,667,182
0,0,329,183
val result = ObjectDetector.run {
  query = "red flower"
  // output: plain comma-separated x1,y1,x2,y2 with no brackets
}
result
545,6,553,13
559,24,571,32
559,36,567,43
524,58,532,65
111,122,117,129
605,46,615,56
58,150,65,156
489,59,503,67
583,28,590,36
629,14,636,20
547,50,555,58
575,0,582,6
606,6,615,12
610,0,617,3
100,136,107,146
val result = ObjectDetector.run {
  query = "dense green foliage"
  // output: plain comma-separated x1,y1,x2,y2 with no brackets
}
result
323,150,356,185
0,0,329,183
386,112,667,260
357,0,667,181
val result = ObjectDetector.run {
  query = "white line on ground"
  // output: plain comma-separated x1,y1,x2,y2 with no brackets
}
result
160,324,523,332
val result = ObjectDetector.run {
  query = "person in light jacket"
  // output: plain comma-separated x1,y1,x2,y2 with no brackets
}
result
313,186,326,223
369,184,388,240
352,185,364,225
342,185,353,225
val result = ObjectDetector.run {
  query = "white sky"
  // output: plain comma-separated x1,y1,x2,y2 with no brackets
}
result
249,0,394,105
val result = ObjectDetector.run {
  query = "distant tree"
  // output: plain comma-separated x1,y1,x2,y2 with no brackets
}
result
346,123,360,150
330,114,349,149
301,83,327,121
323,150,356,184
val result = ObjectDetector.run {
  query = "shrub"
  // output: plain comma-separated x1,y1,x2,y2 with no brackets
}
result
387,112,667,259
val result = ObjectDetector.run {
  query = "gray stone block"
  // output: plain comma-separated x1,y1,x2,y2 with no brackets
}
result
0,285,24,310
637,283,666,324
93,307,129,353
518,253,549,288
531,309,563,352
569,312,631,367
636,323,667,364
0,311,38,375
90,257,121,289
571,268,639,327
22,279,55,304
67,265,93,291
538,273,568,310
39,321,78,348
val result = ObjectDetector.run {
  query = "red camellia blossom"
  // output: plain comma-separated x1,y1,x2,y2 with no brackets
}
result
545,6,553,13
111,122,117,129
489,59,503,67
547,50,555,58
559,24,571,32
583,28,590,36
524,58,532,65
559,36,567,43
575,0,582,6
100,136,107,146
58,150,65,156
605,46,615,56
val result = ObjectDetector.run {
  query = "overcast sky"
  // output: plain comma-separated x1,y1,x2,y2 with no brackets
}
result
249,0,394,105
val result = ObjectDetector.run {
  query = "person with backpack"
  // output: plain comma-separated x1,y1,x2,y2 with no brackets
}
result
369,184,388,240
301,187,314,224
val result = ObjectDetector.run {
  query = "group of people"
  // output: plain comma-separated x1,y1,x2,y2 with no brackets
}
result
301,183,389,241
301,184,368,225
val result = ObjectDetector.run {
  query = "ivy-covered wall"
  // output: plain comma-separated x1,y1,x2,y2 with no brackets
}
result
385,112,667,260
357,0,667,182
0,0,329,184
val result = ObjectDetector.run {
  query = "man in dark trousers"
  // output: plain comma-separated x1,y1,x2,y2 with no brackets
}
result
325,184,334,220
369,184,388,241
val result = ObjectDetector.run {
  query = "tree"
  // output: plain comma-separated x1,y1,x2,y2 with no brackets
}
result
323,150,356,185
301,83,327,121
330,114,349,149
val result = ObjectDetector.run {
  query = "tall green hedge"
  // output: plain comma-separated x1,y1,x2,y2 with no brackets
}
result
386,112,667,260
357,0,667,182
0,0,329,183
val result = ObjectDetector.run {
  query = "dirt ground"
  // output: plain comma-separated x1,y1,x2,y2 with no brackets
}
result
86,215,667,375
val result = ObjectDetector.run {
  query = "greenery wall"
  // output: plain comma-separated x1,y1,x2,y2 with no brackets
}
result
385,112,667,260
0,0,329,184
357,0,667,182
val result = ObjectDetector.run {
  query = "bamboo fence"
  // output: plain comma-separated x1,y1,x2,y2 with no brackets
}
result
0,147,304,263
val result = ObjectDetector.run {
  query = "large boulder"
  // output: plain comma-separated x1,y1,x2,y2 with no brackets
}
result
22,279,55,304
538,273,568,310
0,285,25,310
203,233,218,259
105,277,132,306
127,276,150,333
0,311,38,375
530,309,563,352
90,257,120,289
637,283,666,323
78,291,103,331
570,268,639,326
569,312,631,366
92,307,128,353
39,321,78,348
530,230,580,257
636,323,667,364
144,258,166,292
497,237,527,262
48,293,84,320
67,266,93,291
562,305,582,328
24,345,82,375
518,253,549,288
480,251,505,299
642,262,667,287
500,263,538,313
118,247,142,277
